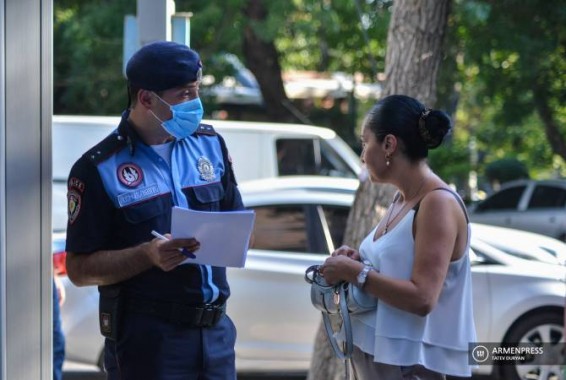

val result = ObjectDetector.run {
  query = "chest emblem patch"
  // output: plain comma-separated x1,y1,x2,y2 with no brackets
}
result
117,163,143,187
198,156,215,182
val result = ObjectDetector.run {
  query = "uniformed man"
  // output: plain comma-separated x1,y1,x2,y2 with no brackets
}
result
65,41,243,380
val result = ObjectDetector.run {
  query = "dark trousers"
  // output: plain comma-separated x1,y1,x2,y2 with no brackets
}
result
104,311,237,380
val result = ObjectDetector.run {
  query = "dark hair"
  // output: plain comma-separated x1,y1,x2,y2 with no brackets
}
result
364,95,452,161
127,84,141,108
127,84,164,108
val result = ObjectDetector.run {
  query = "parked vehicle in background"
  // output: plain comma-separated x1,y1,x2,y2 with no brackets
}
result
53,176,565,380
469,179,566,242
52,115,361,184
471,223,566,266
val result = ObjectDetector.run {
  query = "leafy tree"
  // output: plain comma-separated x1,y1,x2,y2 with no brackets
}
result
448,0,566,179
53,0,565,183
54,0,135,114
485,158,530,187
184,0,391,128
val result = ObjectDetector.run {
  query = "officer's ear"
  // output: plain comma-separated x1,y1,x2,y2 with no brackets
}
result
138,89,155,109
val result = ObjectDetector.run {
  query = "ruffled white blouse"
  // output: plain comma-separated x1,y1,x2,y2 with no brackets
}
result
347,208,477,377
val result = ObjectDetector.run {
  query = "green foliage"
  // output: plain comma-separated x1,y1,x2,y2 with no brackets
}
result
443,0,566,185
54,0,135,114
276,0,390,75
428,136,471,191
484,158,529,185
52,0,565,192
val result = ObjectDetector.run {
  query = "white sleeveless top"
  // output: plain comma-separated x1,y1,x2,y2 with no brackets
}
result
349,206,477,376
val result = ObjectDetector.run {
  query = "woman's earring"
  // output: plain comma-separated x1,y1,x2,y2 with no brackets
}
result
385,154,391,167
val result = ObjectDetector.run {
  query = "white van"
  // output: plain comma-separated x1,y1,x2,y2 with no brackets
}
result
52,115,361,230
52,115,361,182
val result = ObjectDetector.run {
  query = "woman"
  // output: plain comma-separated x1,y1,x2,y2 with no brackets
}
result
320,95,476,379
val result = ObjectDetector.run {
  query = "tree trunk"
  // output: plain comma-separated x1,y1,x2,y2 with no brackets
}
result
307,1,451,378
242,0,294,122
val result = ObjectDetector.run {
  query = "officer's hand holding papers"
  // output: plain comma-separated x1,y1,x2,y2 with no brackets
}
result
171,206,256,267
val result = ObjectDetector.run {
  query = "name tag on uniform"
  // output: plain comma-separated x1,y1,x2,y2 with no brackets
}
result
117,184,160,207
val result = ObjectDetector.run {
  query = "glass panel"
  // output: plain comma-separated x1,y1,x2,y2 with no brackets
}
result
476,186,525,211
276,139,316,175
528,185,566,209
319,140,357,178
321,205,350,249
251,205,309,252
276,138,357,178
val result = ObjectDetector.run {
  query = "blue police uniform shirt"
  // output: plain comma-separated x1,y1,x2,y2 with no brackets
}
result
65,111,244,305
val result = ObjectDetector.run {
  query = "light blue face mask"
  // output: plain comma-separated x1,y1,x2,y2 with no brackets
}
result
151,94,204,139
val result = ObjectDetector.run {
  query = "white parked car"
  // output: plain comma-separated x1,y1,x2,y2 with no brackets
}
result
471,222,566,266
469,179,566,243
53,177,565,379
52,115,361,183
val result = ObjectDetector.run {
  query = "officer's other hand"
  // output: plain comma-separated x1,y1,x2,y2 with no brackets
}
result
331,245,360,260
146,234,200,271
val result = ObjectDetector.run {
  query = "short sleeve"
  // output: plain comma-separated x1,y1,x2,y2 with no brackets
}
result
65,157,115,254
217,133,245,211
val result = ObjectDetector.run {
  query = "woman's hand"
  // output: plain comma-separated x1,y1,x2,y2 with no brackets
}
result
331,245,360,261
320,255,363,285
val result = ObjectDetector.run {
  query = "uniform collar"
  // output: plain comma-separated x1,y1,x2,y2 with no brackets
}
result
118,110,147,156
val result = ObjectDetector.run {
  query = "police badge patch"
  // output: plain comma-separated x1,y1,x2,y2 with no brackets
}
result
197,156,215,182
117,163,143,187
68,190,81,224
68,177,85,224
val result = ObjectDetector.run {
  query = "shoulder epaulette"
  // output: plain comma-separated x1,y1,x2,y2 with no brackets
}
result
85,131,127,165
195,123,217,136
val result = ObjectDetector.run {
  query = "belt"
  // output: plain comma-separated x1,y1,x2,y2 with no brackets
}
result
126,297,226,328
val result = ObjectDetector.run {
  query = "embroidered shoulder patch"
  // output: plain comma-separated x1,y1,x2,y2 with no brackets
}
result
67,177,85,224
68,190,82,224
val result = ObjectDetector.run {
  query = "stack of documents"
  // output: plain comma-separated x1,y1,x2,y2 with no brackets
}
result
171,206,255,268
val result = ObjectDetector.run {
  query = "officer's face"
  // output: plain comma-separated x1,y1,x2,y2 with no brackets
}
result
151,82,200,121
161,82,200,106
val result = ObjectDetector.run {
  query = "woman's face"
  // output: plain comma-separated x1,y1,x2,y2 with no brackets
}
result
360,125,387,182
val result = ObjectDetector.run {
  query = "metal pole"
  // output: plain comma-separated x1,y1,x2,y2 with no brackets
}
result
137,0,175,46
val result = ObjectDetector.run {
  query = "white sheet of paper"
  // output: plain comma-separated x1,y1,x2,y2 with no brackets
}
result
171,206,255,268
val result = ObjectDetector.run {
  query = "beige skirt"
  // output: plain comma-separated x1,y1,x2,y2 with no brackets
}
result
351,346,447,380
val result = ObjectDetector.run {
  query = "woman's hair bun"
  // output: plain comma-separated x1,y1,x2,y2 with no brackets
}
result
418,109,452,149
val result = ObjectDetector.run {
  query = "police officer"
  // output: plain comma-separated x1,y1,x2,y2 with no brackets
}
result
65,41,243,380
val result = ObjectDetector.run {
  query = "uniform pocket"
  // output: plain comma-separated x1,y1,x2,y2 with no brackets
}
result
185,182,224,211
122,196,169,224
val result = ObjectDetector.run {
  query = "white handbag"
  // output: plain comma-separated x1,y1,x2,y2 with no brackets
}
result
305,264,377,359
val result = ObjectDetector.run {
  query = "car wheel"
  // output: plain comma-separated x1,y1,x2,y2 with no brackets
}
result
500,310,564,380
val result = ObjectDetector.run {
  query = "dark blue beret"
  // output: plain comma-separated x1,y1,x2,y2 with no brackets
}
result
126,41,202,91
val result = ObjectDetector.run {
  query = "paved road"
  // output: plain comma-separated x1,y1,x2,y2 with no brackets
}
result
62,360,495,380
63,369,495,380
62,372,306,380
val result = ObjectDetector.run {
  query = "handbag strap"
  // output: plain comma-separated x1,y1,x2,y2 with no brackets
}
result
321,283,353,360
